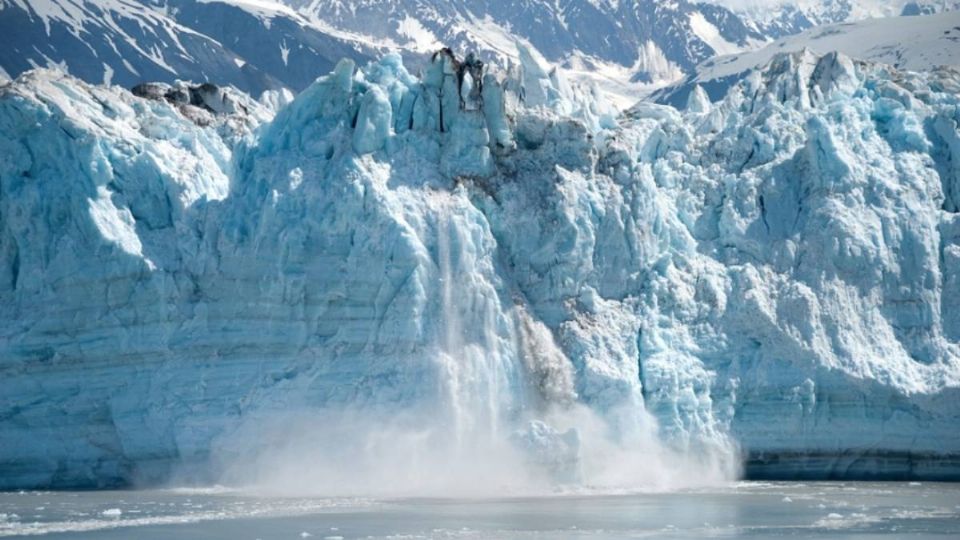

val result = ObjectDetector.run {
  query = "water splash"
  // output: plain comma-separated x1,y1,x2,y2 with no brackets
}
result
208,190,736,496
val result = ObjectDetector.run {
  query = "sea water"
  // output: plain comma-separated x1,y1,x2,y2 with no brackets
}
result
1,482,958,538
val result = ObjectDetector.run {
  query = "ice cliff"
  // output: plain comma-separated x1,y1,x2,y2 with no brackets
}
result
1,47,959,490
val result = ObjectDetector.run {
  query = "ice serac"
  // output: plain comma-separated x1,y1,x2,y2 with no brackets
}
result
1,48,960,489
654,10,960,108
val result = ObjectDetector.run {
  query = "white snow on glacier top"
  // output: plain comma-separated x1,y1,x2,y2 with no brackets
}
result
699,10,960,82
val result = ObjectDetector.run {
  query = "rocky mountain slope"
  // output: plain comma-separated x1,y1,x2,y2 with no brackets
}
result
0,0,806,100
0,0,381,95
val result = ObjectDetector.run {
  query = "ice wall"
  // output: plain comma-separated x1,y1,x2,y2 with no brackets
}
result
1,49,959,489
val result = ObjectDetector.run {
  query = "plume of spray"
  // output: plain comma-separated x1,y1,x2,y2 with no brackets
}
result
204,194,738,497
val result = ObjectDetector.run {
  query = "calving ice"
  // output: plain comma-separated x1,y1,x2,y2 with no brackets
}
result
0,43,958,492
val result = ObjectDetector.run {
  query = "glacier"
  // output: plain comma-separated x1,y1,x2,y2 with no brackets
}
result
654,10,960,107
1,46,959,491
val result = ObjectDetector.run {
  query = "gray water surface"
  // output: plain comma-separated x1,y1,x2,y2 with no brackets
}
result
1,482,958,538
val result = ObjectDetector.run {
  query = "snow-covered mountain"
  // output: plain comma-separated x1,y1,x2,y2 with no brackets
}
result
652,10,960,106
0,0,789,101
283,0,764,75
5,0,958,103
2,45,959,489
704,0,960,38
0,0,382,95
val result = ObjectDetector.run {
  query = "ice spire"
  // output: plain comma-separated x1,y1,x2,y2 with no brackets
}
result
685,84,711,114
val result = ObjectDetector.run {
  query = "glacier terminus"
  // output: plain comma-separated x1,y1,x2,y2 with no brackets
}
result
1,38,959,492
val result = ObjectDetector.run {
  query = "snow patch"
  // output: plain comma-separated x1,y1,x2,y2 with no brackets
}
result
396,16,442,53
102,62,113,86
279,40,290,66
689,12,743,56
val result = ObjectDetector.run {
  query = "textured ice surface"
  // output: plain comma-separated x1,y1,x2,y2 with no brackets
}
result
654,10,960,107
1,47,959,489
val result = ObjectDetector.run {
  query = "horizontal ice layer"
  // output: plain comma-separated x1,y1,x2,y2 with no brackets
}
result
1,48,959,488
